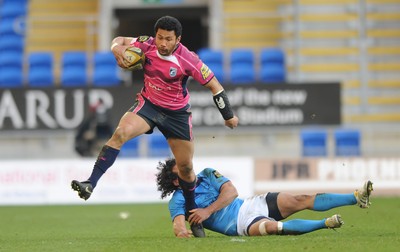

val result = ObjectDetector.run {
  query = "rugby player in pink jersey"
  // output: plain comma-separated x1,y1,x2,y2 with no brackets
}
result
71,16,239,237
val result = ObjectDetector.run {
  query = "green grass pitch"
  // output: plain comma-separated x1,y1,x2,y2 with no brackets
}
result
1,197,399,252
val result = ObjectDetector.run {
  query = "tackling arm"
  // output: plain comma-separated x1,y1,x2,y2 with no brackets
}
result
187,181,238,225
173,215,192,238
205,181,238,214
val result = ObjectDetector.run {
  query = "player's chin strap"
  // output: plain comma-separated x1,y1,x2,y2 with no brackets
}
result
259,221,283,235
213,90,234,120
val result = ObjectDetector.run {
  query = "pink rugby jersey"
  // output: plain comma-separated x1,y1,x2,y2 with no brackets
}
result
130,36,214,110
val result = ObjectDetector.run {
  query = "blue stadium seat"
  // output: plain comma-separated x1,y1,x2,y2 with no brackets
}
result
92,51,121,86
119,138,140,158
230,63,255,84
334,129,361,156
0,66,23,87
260,48,286,84
230,48,254,65
301,129,327,157
0,35,24,53
61,51,87,87
148,133,171,157
198,48,224,64
0,51,24,87
260,48,285,65
0,2,27,21
260,64,286,83
28,52,54,87
0,19,25,37
230,49,255,84
207,62,225,83
0,51,23,67
197,48,225,83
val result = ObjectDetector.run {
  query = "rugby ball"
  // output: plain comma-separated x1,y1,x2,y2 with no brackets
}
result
124,46,145,71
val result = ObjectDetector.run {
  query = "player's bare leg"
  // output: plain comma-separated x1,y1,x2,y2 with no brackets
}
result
168,138,205,238
72,112,150,200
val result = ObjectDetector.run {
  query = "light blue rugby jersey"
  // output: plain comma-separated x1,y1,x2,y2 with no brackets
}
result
169,168,244,236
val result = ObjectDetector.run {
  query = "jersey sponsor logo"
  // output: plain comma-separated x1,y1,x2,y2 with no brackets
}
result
213,170,223,178
169,67,177,77
148,82,163,91
215,97,226,109
200,64,211,80
137,36,150,42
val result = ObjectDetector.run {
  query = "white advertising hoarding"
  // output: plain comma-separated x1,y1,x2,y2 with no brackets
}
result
0,157,254,205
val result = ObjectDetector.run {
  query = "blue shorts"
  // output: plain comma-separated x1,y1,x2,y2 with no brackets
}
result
128,94,193,141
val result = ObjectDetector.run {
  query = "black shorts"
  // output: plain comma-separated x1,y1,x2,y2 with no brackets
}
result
128,94,193,141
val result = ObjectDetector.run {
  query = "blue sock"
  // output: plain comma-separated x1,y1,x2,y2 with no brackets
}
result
282,219,326,235
313,193,357,211
178,177,197,214
88,145,119,188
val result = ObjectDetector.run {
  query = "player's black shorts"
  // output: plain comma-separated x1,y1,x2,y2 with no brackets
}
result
128,94,193,141
266,192,284,221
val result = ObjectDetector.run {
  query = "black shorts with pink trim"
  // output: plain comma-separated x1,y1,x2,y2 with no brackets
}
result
128,94,193,141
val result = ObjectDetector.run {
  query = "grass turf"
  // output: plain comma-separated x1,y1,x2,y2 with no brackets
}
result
0,197,399,252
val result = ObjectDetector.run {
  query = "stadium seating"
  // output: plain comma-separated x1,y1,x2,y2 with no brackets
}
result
0,19,23,37
300,128,328,157
261,48,285,65
198,48,224,64
0,1,27,21
148,132,171,157
28,52,54,87
119,138,140,158
0,51,23,87
207,62,225,83
92,51,121,86
229,49,255,84
334,128,361,156
260,48,286,83
197,48,225,83
60,51,88,87
260,65,286,83
0,35,24,54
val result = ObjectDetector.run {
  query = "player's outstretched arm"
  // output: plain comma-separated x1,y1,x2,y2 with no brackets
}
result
173,215,192,238
204,77,239,129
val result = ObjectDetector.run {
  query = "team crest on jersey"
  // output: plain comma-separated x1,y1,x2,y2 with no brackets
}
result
213,170,223,178
169,67,177,77
137,36,150,43
200,64,211,80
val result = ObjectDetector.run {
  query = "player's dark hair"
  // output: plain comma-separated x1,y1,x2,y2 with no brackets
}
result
156,158,179,199
154,16,182,37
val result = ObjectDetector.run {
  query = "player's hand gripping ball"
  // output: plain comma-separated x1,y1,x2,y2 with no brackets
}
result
124,46,145,71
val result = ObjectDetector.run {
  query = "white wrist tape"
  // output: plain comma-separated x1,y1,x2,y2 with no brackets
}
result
110,42,119,51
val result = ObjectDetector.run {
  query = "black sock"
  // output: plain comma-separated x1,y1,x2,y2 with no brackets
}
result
178,177,198,213
87,145,119,188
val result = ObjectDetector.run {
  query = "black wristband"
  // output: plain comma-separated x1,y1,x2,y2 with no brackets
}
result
213,90,234,120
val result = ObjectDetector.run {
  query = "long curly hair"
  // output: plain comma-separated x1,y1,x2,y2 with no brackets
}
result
155,158,179,199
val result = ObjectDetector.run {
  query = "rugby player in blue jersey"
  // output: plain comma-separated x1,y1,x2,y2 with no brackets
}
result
156,158,373,238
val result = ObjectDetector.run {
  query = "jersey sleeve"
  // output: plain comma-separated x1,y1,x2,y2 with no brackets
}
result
168,191,186,221
177,45,215,85
200,168,230,192
130,35,154,53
